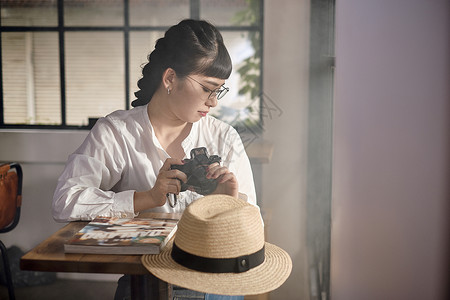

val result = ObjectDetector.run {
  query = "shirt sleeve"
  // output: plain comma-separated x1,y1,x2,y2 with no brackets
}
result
224,129,258,207
52,118,136,222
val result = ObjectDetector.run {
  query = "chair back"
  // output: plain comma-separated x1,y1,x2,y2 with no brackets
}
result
0,163,23,233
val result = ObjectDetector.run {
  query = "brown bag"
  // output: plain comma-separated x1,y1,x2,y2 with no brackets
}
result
0,163,21,230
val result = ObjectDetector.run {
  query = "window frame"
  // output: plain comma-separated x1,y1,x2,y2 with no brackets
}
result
0,0,264,130
306,0,335,299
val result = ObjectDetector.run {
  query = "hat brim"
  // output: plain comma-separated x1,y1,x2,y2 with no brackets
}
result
141,240,292,296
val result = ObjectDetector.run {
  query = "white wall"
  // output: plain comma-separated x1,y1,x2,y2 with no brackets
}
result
331,0,449,299
0,130,88,250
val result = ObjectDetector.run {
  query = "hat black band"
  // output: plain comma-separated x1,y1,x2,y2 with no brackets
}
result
171,242,265,273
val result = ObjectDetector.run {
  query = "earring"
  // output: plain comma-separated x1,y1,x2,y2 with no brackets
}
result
167,87,171,95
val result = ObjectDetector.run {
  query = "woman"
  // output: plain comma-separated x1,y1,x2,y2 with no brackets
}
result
52,19,256,299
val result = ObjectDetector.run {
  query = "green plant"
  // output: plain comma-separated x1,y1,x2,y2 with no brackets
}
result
232,0,262,101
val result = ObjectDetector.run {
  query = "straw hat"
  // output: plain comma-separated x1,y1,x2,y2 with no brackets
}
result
141,195,292,296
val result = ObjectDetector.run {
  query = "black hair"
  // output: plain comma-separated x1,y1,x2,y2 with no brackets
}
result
132,19,232,107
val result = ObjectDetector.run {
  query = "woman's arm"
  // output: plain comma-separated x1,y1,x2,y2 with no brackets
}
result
52,153,135,222
222,129,258,206
52,118,133,222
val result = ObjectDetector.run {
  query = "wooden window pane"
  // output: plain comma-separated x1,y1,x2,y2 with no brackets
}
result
0,1,58,26
2,32,61,125
211,31,261,127
129,31,164,105
64,0,124,27
200,0,259,26
65,32,125,126
129,0,189,27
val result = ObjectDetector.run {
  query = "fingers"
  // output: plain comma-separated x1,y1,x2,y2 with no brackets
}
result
206,162,219,178
161,158,188,183
208,164,239,198
163,169,188,183
148,158,189,208
164,178,182,194
207,163,231,181
157,169,187,195
216,172,236,184
161,158,184,171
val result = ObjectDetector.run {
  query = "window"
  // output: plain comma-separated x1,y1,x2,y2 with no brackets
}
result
0,0,263,129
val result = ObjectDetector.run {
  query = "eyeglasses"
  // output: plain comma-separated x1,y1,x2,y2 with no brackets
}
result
186,76,229,100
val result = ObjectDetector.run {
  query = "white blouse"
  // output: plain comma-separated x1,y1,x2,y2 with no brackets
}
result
52,105,257,222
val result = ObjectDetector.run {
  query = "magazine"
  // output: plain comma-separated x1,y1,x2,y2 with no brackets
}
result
64,216,178,255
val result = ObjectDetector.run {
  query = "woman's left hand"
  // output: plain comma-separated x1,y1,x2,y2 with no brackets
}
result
207,163,239,198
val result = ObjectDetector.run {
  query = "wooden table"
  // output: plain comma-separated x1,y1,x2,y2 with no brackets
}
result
20,213,181,300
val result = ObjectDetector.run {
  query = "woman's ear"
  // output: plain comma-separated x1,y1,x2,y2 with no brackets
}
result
162,68,176,90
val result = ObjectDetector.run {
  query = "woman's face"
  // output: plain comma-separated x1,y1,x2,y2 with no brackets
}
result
169,74,226,123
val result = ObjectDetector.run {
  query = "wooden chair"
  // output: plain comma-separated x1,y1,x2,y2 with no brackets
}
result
0,162,23,300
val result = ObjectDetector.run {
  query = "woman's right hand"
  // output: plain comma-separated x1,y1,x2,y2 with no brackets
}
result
150,158,187,205
134,158,187,212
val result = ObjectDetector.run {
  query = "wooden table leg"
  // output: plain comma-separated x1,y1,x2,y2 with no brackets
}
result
130,274,172,300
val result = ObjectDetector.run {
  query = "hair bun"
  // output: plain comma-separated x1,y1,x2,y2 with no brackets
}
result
154,37,167,52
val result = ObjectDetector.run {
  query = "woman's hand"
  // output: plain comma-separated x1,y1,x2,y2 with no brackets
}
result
134,158,187,213
207,163,239,198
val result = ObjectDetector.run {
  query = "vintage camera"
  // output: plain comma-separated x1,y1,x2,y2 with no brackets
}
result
171,147,221,195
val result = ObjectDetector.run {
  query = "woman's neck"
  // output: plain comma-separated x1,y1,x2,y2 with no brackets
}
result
147,92,191,159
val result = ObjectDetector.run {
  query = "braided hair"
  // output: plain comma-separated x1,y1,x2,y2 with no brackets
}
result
132,19,232,107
